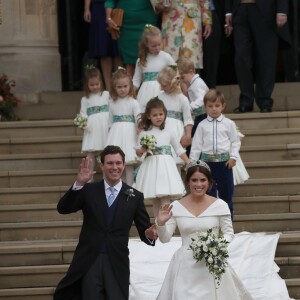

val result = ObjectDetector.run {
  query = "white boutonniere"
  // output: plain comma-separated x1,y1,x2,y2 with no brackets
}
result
124,188,135,201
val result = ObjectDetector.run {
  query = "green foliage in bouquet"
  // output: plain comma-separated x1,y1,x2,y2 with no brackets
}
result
0,74,21,121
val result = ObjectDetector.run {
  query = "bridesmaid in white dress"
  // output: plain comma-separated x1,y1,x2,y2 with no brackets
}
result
132,25,175,112
157,65,193,165
106,68,140,185
78,67,109,172
156,160,253,300
135,98,190,217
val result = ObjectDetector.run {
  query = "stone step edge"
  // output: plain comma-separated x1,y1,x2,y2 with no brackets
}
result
1,160,300,178
0,282,299,298
0,287,55,296
0,143,299,160
0,152,84,160
1,213,300,229
242,127,300,135
0,169,78,177
0,185,69,194
0,184,298,203
276,256,300,264
1,257,299,273
241,143,300,151
0,136,82,144
0,197,299,213
0,231,299,251
0,120,74,129
1,110,299,127
244,160,300,167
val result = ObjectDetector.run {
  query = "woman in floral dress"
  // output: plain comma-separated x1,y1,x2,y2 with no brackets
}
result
152,0,212,69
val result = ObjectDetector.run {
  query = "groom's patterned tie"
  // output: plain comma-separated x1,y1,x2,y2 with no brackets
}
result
107,187,116,207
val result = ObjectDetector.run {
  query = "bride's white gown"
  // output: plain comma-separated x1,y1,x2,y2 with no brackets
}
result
128,199,293,300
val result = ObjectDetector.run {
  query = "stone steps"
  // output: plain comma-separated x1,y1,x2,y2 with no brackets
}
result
0,152,85,171
278,256,300,279
234,177,300,197
0,232,298,267
1,213,300,242
229,111,300,130
0,85,299,299
0,120,81,139
241,128,300,146
0,238,299,298
234,195,300,215
2,195,300,223
0,287,55,300
0,159,299,188
1,111,300,140
240,144,300,162
244,160,300,178
0,136,82,155
233,213,300,232
0,204,83,223
0,169,102,188
0,269,298,299
0,186,66,205
13,83,300,121
0,220,144,242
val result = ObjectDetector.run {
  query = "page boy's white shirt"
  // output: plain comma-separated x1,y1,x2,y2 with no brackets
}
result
187,74,209,111
190,114,241,161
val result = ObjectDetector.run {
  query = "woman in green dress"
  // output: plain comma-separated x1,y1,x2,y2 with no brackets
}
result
105,0,158,76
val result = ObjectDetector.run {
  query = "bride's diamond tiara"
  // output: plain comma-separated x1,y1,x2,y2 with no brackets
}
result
187,160,211,172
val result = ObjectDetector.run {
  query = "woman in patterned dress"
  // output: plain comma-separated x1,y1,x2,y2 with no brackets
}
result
152,0,212,70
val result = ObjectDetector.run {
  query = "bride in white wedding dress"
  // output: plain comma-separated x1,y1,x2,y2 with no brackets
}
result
128,161,293,300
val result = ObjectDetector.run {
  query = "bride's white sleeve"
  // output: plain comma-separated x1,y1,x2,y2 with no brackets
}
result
220,214,234,243
155,218,177,243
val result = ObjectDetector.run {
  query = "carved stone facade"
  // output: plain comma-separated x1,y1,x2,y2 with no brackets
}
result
0,0,61,102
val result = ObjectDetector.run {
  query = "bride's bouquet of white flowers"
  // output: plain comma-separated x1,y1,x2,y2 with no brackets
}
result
189,227,229,287
73,114,88,129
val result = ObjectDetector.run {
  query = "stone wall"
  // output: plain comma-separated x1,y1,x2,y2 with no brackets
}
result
0,0,61,103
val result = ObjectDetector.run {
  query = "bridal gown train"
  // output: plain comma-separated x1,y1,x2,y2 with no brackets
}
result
128,199,293,300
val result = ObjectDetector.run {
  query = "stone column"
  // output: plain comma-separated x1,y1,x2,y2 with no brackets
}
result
0,0,61,102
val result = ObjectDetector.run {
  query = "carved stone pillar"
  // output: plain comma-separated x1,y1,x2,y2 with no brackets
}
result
0,0,61,102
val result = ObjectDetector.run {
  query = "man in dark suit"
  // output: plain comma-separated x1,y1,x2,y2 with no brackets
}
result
225,0,290,113
54,145,156,300
202,0,225,88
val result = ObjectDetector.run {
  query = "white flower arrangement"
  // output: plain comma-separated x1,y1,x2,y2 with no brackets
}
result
189,227,229,288
140,134,157,152
139,134,157,161
74,114,88,129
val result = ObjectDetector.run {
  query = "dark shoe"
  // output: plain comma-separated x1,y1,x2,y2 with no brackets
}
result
260,108,272,113
233,106,253,113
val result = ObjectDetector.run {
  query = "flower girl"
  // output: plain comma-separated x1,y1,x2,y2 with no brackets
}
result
132,25,175,112
135,98,190,217
157,65,194,165
106,68,140,185
75,66,109,172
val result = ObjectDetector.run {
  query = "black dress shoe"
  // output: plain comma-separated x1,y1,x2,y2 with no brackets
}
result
233,106,253,113
260,108,272,113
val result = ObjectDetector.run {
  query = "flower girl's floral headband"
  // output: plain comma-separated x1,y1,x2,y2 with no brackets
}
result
186,160,211,172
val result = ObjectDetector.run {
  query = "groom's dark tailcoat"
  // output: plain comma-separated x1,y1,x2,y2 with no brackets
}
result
53,180,154,300
225,0,291,110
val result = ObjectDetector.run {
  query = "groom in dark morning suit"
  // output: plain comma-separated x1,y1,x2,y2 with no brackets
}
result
225,0,291,113
54,145,156,300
